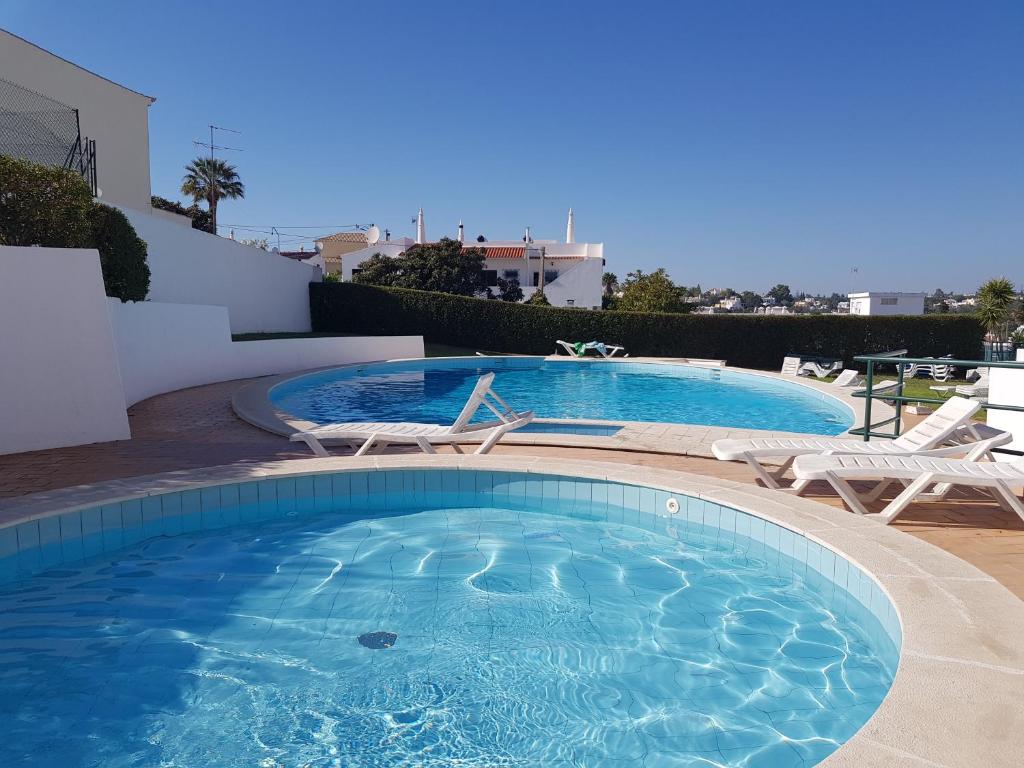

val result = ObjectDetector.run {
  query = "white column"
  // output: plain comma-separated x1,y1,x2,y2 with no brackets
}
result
416,208,426,244
457,220,464,243
566,207,575,244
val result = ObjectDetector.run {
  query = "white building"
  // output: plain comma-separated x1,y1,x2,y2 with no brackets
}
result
847,292,926,316
335,209,606,310
0,28,155,210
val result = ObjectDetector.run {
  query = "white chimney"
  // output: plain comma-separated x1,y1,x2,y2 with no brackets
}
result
566,207,575,244
416,208,426,244
457,219,464,243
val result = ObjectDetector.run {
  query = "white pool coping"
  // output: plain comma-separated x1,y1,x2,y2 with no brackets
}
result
0,453,1021,766
232,356,893,458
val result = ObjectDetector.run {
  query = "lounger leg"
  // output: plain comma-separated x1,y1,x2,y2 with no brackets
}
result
354,435,377,457
862,479,895,503
450,444,465,454
742,453,782,490
826,473,875,516
991,483,1024,524
414,437,437,454
878,474,936,524
475,428,506,455
297,435,331,458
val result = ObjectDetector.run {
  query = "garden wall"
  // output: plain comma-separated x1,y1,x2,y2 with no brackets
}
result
120,206,319,334
311,283,984,369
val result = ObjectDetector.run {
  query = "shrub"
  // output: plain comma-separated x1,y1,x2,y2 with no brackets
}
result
311,283,984,369
89,203,151,301
0,154,93,248
150,195,214,233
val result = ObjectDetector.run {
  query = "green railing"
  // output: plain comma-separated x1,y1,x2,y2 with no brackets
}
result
850,353,1024,446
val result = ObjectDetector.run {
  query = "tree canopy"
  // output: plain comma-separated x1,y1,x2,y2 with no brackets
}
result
976,277,1020,341
616,268,690,313
766,283,794,306
352,238,488,296
181,157,244,233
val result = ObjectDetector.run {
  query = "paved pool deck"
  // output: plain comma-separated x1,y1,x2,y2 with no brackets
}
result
0,373,1021,600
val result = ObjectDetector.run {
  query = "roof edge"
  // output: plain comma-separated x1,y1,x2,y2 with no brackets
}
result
1,28,156,104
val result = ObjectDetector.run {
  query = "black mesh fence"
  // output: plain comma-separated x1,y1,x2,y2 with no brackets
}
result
0,77,80,167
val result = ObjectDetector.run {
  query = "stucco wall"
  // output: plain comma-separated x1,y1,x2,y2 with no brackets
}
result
0,30,153,210
121,207,320,334
987,350,1024,460
0,247,130,455
107,299,424,406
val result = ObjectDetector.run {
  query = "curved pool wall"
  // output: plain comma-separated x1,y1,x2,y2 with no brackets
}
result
0,468,898,665
0,463,899,766
268,357,856,436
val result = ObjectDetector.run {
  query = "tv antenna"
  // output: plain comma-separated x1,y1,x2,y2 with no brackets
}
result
366,224,381,245
193,124,243,159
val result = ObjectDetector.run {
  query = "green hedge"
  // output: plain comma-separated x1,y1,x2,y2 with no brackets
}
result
310,283,984,370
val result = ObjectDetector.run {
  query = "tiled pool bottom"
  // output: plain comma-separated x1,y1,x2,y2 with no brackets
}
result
0,470,900,767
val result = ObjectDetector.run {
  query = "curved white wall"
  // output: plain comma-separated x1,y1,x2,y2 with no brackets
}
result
120,207,319,334
108,299,423,406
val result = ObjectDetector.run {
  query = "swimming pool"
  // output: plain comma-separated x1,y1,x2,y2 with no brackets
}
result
0,466,898,767
270,358,854,436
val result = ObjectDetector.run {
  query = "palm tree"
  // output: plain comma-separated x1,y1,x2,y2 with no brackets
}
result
180,157,244,234
976,277,1018,341
602,271,619,296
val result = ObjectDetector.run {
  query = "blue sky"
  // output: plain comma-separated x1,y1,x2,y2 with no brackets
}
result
4,1,1022,294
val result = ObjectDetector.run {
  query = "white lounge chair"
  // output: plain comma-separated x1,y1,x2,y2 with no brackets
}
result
799,360,843,378
853,379,900,396
792,431,1023,524
290,373,533,457
781,356,803,376
711,396,986,491
555,340,626,358
832,369,860,387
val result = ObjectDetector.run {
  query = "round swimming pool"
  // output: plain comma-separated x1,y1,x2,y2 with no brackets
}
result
270,358,854,435
0,467,898,767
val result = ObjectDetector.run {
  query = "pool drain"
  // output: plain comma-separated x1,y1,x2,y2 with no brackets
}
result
666,497,680,514
358,631,398,649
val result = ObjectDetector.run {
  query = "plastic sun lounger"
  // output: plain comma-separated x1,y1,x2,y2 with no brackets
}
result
832,369,860,387
799,360,843,378
780,357,803,376
290,373,533,457
555,340,626,358
711,396,992,491
792,434,1024,524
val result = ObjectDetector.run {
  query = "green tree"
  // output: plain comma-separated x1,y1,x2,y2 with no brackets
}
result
494,276,523,302
739,290,762,310
525,289,551,306
150,195,214,234
602,271,619,296
976,277,1019,341
617,268,689,313
766,283,794,306
353,238,487,296
240,237,269,250
180,157,244,234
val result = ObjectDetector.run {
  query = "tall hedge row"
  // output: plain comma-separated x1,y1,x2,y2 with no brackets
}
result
310,283,984,370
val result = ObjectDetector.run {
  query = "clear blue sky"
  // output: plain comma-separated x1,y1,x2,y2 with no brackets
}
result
5,1,1022,294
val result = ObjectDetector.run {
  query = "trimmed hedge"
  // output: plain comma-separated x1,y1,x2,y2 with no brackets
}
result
89,203,151,302
310,283,984,370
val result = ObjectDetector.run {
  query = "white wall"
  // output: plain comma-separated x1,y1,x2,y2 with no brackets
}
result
987,349,1024,460
848,293,926,316
0,247,130,455
121,206,320,333
0,30,153,210
108,300,424,406
534,257,604,309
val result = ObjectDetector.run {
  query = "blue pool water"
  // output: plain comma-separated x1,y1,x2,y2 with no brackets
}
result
0,486,895,767
270,358,853,435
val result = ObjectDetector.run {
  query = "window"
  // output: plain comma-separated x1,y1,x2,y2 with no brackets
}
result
532,272,540,287
544,270,559,284
502,269,520,282
350,268,362,276
482,270,498,287
880,297,898,306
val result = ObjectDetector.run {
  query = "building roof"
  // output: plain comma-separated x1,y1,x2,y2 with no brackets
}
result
317,231,368,244
1,29,156,103
279,250,317,261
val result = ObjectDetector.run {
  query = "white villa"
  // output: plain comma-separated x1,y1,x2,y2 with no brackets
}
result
847,291,926,316
334,208,606,310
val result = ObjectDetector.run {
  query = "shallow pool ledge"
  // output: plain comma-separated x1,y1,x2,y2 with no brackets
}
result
0,454,1021,766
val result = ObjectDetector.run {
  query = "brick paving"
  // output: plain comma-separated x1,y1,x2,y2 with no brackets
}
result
1,376,1022,598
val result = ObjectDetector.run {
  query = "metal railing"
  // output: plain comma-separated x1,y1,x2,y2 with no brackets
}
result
850,353,1024,448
